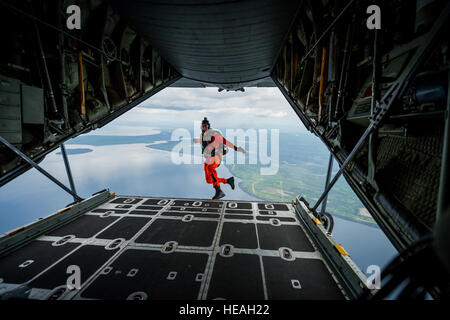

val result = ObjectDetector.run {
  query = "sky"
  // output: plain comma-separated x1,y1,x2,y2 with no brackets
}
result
87,86,309,135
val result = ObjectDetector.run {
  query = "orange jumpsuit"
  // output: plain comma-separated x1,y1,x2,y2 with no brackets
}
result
200,131,237,188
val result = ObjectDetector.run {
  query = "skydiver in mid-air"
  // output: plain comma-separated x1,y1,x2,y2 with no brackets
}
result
194,117,246,200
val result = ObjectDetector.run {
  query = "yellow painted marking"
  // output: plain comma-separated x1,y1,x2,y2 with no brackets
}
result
313,218,322,225
57,207,70,214
334,244,349,256
109,192,116,197
5,227,25,236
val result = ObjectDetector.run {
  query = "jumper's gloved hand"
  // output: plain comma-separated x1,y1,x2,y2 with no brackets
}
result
237,146,246,154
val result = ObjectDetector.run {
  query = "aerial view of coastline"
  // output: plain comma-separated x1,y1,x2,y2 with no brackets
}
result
70,129,376,226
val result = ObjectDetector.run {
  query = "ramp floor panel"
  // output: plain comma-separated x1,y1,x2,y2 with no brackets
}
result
207,254,265,300
128,209,159,215
162,211,221,219
110,198,143,205
48,215,119,238
29,245,117,290
80,249,208,300
0,241,80,284
0,196,348,300
135,219,219,247
257,224,315,252
95,216,151,240
219,222,258,249
224,214,254,220
262,257,345,300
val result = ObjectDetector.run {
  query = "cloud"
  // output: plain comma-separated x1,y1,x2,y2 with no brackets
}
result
96,87,307,134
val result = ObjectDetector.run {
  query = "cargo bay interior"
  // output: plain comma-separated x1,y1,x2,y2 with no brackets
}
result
0,0,449,300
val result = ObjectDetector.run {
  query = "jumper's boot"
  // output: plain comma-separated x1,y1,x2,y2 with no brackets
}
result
212,186,226,200
227,177,235,190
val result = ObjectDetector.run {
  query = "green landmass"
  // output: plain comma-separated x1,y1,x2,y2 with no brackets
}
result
68,132,172,146
223,132,376,225
146,141,182,152
56,148,93,155
225,163,375,226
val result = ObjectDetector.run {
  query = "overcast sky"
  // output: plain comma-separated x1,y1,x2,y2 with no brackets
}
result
89,86,308,135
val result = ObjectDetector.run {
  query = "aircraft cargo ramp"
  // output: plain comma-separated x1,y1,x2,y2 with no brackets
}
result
0,190,368,300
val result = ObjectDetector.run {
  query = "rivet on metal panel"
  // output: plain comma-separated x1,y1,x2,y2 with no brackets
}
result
157,199,169,205
228,202,238,209
193,201,202,207
162,241,177,253
279,247,295,261
270,218,281,226
167,271,177,280
195,273,204,282
102,267,113,275
265,204,275,210
220,244,234,257
127,292,148,300
53,235,75,246
182,215,193,222
18,260,34,268
105,238,125,250
283,249,292,259
101,211,114,217
291,279,302,289
124,198,135,204
127,268,139,277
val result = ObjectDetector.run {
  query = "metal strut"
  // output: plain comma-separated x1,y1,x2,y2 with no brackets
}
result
312,3,450,212
60,144,78,202
0,136,83,202
320,153,334,215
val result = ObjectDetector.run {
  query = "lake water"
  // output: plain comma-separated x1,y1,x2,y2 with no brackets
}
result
0,141,397,273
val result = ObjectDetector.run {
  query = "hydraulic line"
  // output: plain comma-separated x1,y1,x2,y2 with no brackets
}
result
318,47,327,122
33,13,59,117
299,0,356,65
78,51,86,118
334,22,353,119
